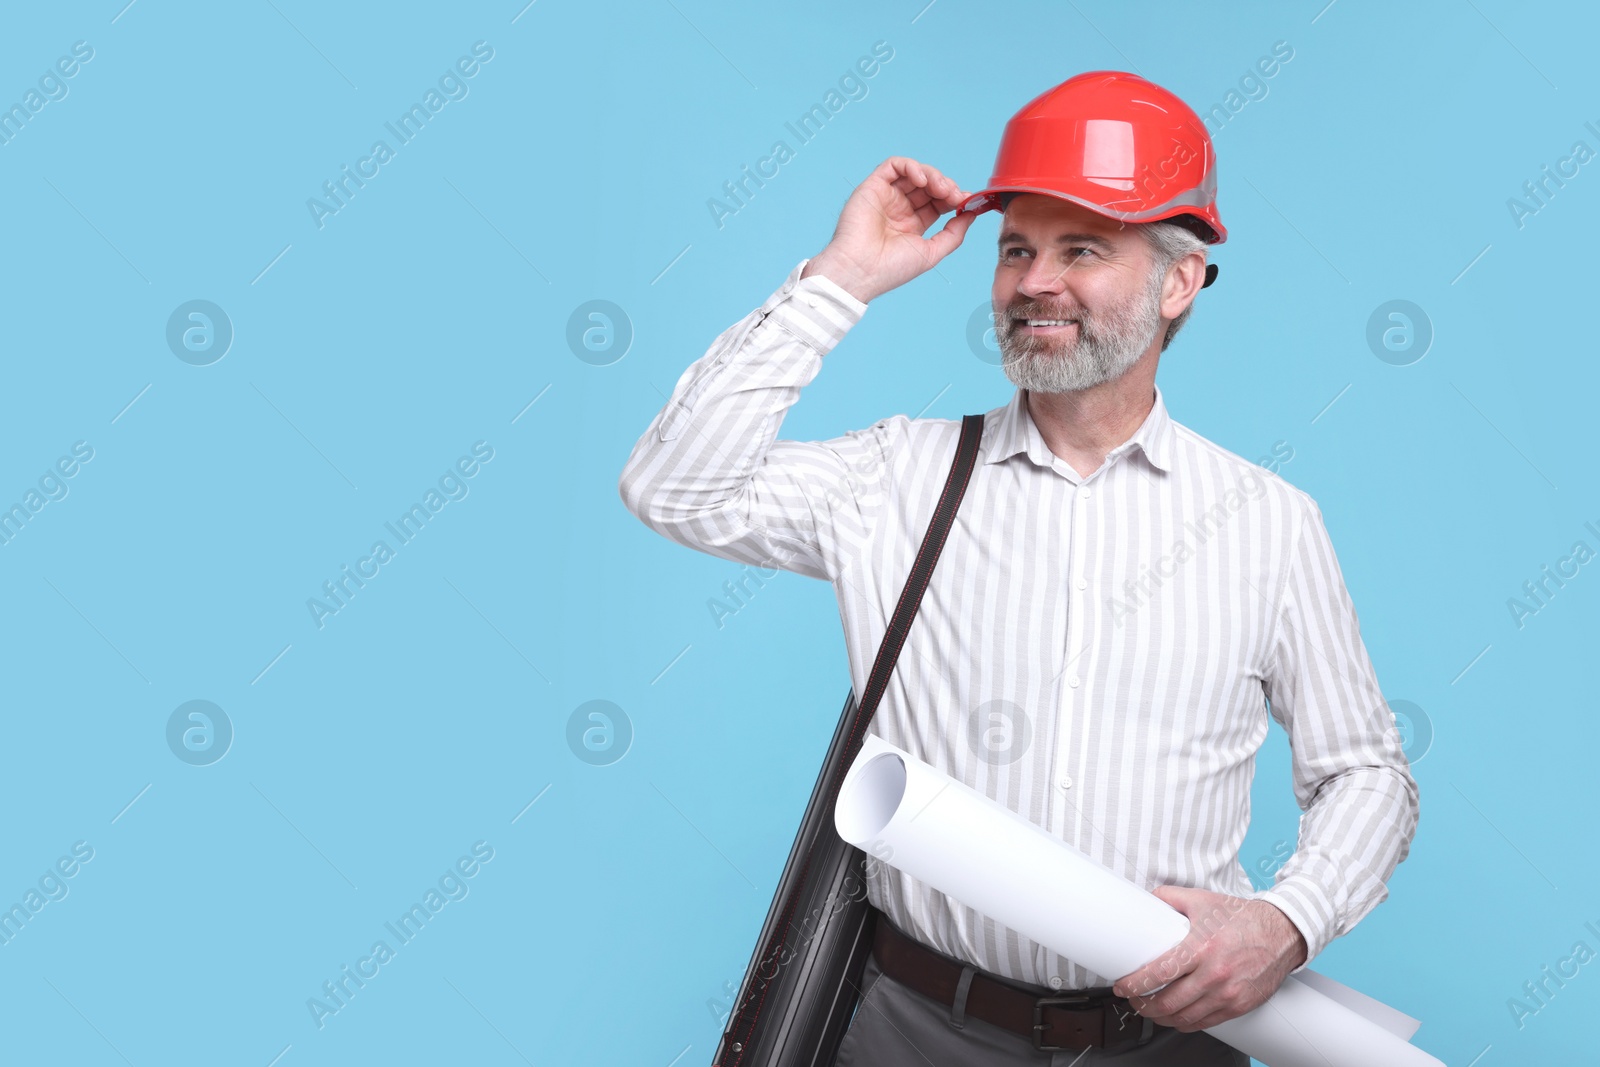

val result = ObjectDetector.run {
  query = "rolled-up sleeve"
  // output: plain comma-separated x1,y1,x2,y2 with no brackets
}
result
618,260,896,583
1250,496,1421,973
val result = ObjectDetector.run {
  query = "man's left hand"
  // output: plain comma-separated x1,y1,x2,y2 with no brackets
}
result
1110,886,1308,1032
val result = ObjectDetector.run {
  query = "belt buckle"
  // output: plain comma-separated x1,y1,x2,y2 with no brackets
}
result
1031,993,1098,1051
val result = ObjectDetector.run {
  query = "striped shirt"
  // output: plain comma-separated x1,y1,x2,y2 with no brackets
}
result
618,259,1420,991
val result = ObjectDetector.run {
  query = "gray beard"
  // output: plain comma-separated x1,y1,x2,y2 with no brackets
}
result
994,270,1164,394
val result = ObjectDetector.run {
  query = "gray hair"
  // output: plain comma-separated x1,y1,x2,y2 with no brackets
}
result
1138,220,1208,352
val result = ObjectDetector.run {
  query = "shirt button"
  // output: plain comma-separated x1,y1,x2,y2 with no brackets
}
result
1057,776,1074,790
1075,577,1087,590
806,296,819,307
1078,487,1091,500
1068,676,1080,688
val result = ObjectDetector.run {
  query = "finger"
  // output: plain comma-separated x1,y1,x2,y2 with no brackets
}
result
1130,974,1207,1025
865,158,922,206
879,184,941,233
930,184,970,213
1121,971,1177,1001
924,203,976,259
1128,978,1189,1014
889,169,931,202
916,164,968,209
892,157,952,201
899,182,940,213
1115,939,1193,997
893,163,965,211
1151,885,1197,912
895,185,955,233
897,178,968,224
878,156,927,190
875,156,916,180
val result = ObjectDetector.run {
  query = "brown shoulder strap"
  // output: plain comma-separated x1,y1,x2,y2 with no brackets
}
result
835,411,986,778
720,412,986,1067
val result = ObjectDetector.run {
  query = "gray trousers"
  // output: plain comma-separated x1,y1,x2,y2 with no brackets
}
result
833,951,1251,1067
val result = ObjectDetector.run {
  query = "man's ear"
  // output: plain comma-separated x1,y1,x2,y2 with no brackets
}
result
1161,250,1207,320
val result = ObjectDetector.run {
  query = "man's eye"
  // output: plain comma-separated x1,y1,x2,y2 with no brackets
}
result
1067,247,1094,259
1002,247,1029,260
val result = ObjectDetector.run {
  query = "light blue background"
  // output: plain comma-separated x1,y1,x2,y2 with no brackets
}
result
0,1,1594,1064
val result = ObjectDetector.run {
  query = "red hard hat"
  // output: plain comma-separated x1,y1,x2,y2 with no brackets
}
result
960,71,1226,282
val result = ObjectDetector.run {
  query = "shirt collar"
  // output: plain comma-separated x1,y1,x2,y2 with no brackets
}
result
983,383,1176,475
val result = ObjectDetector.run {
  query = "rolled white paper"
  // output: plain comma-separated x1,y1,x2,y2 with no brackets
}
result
835,736,1443,1067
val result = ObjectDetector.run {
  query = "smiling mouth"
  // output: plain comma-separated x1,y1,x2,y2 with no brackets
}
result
1013,318,1079,332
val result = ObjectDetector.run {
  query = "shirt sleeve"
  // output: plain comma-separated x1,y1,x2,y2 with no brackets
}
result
1249,496,1421,973
617,260,897,583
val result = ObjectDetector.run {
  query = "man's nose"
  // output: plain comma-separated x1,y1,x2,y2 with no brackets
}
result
1017,255,1071,299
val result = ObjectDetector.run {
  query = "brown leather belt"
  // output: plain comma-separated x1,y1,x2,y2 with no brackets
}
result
871,916,1156,1052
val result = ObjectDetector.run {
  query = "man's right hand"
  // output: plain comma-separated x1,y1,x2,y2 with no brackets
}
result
801,157,976,305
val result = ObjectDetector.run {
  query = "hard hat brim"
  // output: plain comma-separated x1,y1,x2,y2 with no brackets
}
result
958,188,1222,287
957,186,1226,244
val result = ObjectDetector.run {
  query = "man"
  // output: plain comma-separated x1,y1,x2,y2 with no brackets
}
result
619,72,1418,1065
